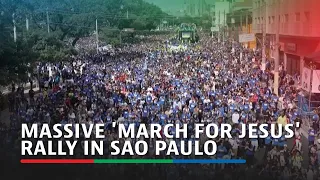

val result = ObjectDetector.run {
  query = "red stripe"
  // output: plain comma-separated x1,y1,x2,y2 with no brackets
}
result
20,159,94,164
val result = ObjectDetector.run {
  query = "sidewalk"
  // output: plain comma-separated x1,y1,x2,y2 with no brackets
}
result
1,87,39,95
1,81,39,95
300,123,309,138
1,86,39,126
0,109,10,126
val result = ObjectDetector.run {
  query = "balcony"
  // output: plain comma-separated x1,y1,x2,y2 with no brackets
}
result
302,22,311,36
281,23,289,34
253,22,319,38
267,23,276,34
293,22,300,35
254,24,262,33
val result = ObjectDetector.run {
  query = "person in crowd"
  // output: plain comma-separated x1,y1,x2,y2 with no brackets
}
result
3,33,319,179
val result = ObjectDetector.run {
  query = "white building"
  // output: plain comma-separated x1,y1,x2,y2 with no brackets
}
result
214,0,231,28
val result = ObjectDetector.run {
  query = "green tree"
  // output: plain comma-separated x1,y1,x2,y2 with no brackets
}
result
0,0,169,85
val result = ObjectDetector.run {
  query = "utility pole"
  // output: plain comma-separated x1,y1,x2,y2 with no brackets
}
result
274,0,280,95
240,12,243,32
218,10,220,42
46,7,50,33
26,16,29,31
309,62,316,115
173,17,175,26
245,12,248,33
12,13,16,42
95,19,99,54
262,1,266,71
224,9,226,41
245,11,248,48
126,9,129,19
211,13,214,38
232,11,235,40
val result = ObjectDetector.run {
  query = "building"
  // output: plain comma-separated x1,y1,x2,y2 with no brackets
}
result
252,0,320,76
227,0,255,48
184,0,212,17
205,0,215,17
214,0,231,28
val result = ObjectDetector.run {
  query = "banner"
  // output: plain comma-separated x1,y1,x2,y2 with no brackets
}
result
211,27,219,32
182,32,191,38
312,70,320,93
239,33,255,43
302,67,312,91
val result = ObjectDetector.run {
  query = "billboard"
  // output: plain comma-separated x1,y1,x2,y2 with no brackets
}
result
211,27,219,32
312,70,320,93
239,33,255,43
181,32,191,39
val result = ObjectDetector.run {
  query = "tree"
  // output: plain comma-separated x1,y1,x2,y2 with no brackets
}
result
0,0,169,85
0,0,38,85
25,0,167,46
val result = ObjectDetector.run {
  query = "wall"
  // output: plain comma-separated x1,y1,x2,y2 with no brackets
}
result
232,0,253,11
253,0,320,38
241,24,256,49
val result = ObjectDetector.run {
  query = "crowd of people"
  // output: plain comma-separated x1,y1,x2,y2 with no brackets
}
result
1,32,320,180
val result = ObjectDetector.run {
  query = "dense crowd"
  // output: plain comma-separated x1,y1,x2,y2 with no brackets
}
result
1,33,320,180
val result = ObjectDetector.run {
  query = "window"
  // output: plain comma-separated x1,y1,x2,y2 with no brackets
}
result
269,16,271,24
272,16,275,23
284,14,289,22
304,11,310,22
295,13,300,22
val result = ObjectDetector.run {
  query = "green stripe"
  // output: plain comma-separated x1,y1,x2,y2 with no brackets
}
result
94,159,173,164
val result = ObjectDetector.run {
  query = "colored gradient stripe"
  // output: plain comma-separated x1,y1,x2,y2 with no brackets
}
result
21,159,246,164
21,159,94,164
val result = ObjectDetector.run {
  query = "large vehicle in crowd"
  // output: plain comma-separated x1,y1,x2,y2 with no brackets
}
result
177,23,199,43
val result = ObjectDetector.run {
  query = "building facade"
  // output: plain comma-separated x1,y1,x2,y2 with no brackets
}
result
252,0,320,76
184,0,212,17
227,0,255,48
214,0,230,28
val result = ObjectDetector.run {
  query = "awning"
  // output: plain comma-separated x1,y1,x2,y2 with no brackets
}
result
305,51,320,62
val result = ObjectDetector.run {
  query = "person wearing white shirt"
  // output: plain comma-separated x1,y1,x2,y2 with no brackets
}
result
147,87,153,92
232,110,240,124
173,100,182,110
203,97,210,104
228,99,234,104
229,137,239,157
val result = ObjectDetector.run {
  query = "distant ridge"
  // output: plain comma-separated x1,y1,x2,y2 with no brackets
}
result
144,0,215,16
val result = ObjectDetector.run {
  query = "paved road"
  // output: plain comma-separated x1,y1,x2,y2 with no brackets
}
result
0,109,10,126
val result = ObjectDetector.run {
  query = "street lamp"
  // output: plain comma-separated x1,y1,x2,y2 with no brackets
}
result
308,61,316,122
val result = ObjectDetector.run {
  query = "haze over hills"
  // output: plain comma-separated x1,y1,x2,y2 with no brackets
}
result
144,0,185,15
144,0,216,16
